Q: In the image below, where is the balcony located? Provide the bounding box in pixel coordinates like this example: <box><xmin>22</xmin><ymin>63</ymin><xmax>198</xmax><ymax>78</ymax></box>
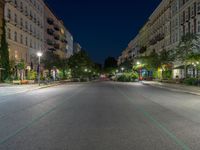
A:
<box><xmin>62</xmin><ymin>39</ymin><xmax>68</xmax><ymax>43</ymax></box>
<box><xmin>48</xmin><ymin>48</ymin><xmax>56</xmax><ymax>51</ymax></box>
<box><xmin>54</xmin><ymin>43</ymin><xmax>60</xmax><ymax>49</ymax></box>
<box><xmin>47</xmin><ymin>18</ymin><xmax>54</xmax><ymax>25</ymax></box>
<box><xmin>54</xmin><ymin>34</ymin><xmax>60</xmax><ymax>40</ymax></box>
<box><xmin>149</xmin><ymin>38</ymin><xmax>157</xmax><ymax>45</ymax></box>
<box><xmin>139</xmin><ymin>46</ymin><xmax>147</xmax><ymax>54</ymax></box>
<box><xmin>47</xmin><ymin>28</ymin><xmax>54</xmax><ymax>35</ymax></box>
<box><xmin>54</xmin><ymin>24</ymin><xmax>60</xmax><ymax>31</ymax></box>
<box><xmin>46</xmin><ymin>39</ymin><xmax>54</xmax><ymax>46</ymax></box>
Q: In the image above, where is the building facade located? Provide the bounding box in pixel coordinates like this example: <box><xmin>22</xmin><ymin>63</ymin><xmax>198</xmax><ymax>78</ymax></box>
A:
<box><xmin>118</xmin><ymin>0</ymin><xmax>200</xmax><ymax>78</ymax></box>
<box><xmin>65</xmin><ymin>29</ymin><xmax>73</xmax><ymax>58</ymax></box>
<box><xmin>0</xmin><ymin>0</ymin><xmax>4</xmax><ymax>42</ymax></box>
<box><xmin>4</xmin><ymin>0</ymin><xmax>45</xmax><ymax>67</ymax></box>
<box><xmin>44</xmin><ymin>4</ymin><xmax>69</xmax><ymax>59</ymax></box>
<box><xmin>73</xmin><ymin>42</ymin><xmax>81</xmax><ymax>54</ymax></box>
<box><xmin>148</xmin><ymin>0</ymin><xmax>171</xmax><ymax>53</ymax></box>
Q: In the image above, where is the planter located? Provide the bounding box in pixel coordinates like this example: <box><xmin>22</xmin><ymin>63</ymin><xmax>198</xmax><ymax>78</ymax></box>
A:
<box><xmin>28</xmin><ymin>80</ymin><xmax>35</xmax><ymax>84</ymax></box>
<box><xmin>21</xmin><ymin>80</ymin><xmax>29</xmax><ymax>84</ymax></box>
<box><xmin>13</xmin><ymin>80</ymin><xmax>21</xmax><ymax>84</ymax></box>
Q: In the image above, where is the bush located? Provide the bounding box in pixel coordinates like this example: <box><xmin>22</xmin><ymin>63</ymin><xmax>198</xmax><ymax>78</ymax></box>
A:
<box><xmin>27</xmin><ymin>70</ymin><xmax>37</xmax><ymax>80</ymax></box>
<box><xmin>117</xmin><ymin>72</ymin><xmax>138</xmax><ymax>82</ymax></box>
<box><xmin>183</xmin><ymin>78</ymin><xmax>198</xmax><ymax>86</ymax></box>
<box><xmin>162</xmin><ymin>70</ymin><xmax>172</xmax><ymax>79</ymax></box>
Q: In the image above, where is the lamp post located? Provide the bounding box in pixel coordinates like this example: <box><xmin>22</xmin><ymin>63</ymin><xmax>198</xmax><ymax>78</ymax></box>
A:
<box><xmin>121</xmin><ymin>67</ymin><xmax>124</xmax><ymax>72</ymax></box>
<box><xmin>37</xmin><ymin>52</ymin><xmax>43</xmax><ymax>86</ymax></box>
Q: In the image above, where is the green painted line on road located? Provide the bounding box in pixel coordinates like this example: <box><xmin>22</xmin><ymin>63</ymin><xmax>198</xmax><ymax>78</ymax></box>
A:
<box><xmin>115</xmin><ymin>86</ymin><xmax>191</xmax><ymax>150</ymax></box>
<box><xmin>0</xmin><ymin>88</ymin><xmax>84</xmax><ymax>145</ymax></box>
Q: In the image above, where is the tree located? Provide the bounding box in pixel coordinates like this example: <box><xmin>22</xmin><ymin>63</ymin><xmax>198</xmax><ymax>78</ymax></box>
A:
<box><xmin>42</xmin><ymin>51</ymin><xmax>60</xmax><ymax>76</ymax></box>
<box><xmin>175</xmin><ymin>33</ymin><xmax>200</xmax><ymax>78</ymax></box>
<box><xmin>119</xmin><ymin>60</ymin><xmax>133</xmax><ymax>72</ymax></box>
<box><xmin>0</xmin><ymin>19</ymin><xmax>10</xmax><ymax>81</ymax></box>
<box><xmin>68</xmin><ymin>51</ymin><xmax>94</xmax><ymax>79</ymax></box>
<box><xmin>57</xmin><ymin>58</ymin><xmax>69</xmax><ymax>79</ymax></box>
<box><xmin>17</xmin><ymin>59</ymin><xmax>26</xmax><ymax>80</ymax></box>
<box><xmin>104</xmin><ymin>57</ymin><xmax>117</xmax><ymax>74</ymax></box>
<box><xmin>159</xmin><ymin>49</ymin><xmax>174</xmax><ymax>79</ymax></box>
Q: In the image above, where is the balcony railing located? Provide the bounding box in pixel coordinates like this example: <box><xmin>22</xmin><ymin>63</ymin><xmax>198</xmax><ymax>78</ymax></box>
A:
<box><xmin>47</xmin><ymin>18</ymin><xmax>54</xmax><ymax>25</ymax></box>
<box><xmin>46</xmin><ymin>39</ymin><xmax>54</xmax><ymax>46</ymax></box>
<box><xmin>54</xmin><ymin>43</ymin><xmax>60</xmax><ymax>49</ymax></box>
<box><xmin>54</xmin><ymin>24</ymin><xmax>60</xmax><ymax>31</ymax></box>
<box><xmin>47</xmin><ymin>28</ymin><xmax>54</xmax><ymax>35</ymax></box>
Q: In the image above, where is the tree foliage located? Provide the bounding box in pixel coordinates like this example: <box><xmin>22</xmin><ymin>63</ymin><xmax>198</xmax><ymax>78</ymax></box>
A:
<box><xmin>41</xmin><ymin>51</ymin><xmax>60</xmax><ymax>75</ymax></box>
<box><xmin>0</xmin><ymin>19</ymin><xmax>10</xmax><ymax>81</ymax></box>
<box><xmin>68</xmin><ymin>51</ymin><xmax>94</xmax><ymax>78</ymax></box>
<box><xmin>175</xmin><ymin>33</ymin><xmax>200</xmax><ymax>77</ymax></box>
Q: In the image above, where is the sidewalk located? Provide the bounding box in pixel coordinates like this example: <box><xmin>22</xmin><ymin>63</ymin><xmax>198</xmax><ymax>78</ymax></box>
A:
<box><xmin>142</xmin><ymin>81</ymin><xmax>200</xmax><ymax>96</ymax></box>
<box><xmin>0</xmin><ymin>81</ymin><xmax>66</xmax><ymax>97</ymax></box>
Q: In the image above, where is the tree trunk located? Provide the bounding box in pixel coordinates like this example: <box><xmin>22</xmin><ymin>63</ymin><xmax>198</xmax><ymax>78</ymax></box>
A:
<box><xmin>184</xmin><ymin>63</ymin><xmax>187</xmax><ymax>79</ymax></box>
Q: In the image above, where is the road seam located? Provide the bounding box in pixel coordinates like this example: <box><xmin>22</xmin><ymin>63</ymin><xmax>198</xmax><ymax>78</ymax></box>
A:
<box><xmin>114</xmin><ymin>85</ymin><xmax>191</xmax><ymax>150</ymax></box>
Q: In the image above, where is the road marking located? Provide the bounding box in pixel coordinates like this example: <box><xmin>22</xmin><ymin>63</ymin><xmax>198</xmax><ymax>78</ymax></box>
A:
<box><xmin>0</xmin><ymin>88</ymin><xmax>84</xmax><ymax>145</ymax></box>
<box><xmin>115</xmin><ymin>85</ymin><xmax>191</xmax><ymax>150</ymax></box>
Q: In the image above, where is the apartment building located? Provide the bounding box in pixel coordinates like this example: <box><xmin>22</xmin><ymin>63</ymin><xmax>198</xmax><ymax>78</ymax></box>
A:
<box><xmin>137</xmin><ymin>22</ymin><xmax>150</xmax><ymax>56</ymax></box>
<box><xmin>5</xmin><ymin>0</ymin><xmax>45</xmax><ymax>66</ymax></box>
<box><xmin>0</xmin><ymin>0</ymin><xmax>4</xmax><ymax>42</ymax></box>
<box><xmin>118</xmin><ymin>0</ymin><xmax>200</xmax><ymax>78</ymax></box>
<box><xmin>44</xmin><ymin>4</ymin><xmax>69</xmax><ymax>59</ymax></box>
<box><xmin>65</xmin><ymin>29</ymin><xmax>73</xmax><ymax>58</ymax></box>
<box><xmin>117</xmin><ymin>34</ymin><xmax>141</xmax><ymax>65</ymax></box>
<box><xmin>148</xmin><ymin>0</ymin><xmax>171</xmax><ymax>53</ymax></box>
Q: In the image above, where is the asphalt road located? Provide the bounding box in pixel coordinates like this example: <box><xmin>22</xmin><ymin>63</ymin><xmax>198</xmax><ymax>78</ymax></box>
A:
<box><xmin>0</xmin><ymin>81</ymin><xmax>200</xmax><ymax>150</ymax></box>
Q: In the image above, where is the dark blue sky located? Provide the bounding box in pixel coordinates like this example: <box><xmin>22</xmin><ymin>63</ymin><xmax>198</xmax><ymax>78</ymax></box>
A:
<box><xmin>45</xmin><ymin>0</ymin><xmax>161</xmax><ymax>63</ymax></box>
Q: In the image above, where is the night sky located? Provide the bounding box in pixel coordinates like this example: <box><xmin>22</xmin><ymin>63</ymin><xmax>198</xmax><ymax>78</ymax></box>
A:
<box><xmin>45</xmin><ymin>0</ymin><xmax>161</xmax><ymax>63</ymax></box>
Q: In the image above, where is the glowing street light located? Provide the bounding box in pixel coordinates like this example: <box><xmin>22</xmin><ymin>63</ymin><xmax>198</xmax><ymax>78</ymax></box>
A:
<box><xmin>137</xmin><ymin>61</ymin><xmax>140</xmax><ymax>65</ymax></box>
<box><xmin>121</xmin><ymin>67</ymin><xmax>124</xmax><ymax>72</ymax></box>
<box><xmin>37</xmin><ymin>52</ymin><xmax>43</xmax><ymax>86</ymax></box>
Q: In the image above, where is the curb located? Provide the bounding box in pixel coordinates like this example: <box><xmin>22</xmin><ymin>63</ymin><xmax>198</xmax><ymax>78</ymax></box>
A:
<box><xmin>142</xmin><ymin>82</ymin><xmax>200</xmax><ymax>96</ymax></box>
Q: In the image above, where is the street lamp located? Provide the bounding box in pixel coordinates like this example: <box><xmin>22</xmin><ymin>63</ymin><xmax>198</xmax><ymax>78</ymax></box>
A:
<box><xmin>137</xmin><ymin>61</ymin><xmax>140</xmax><ymax>65</ymax></box>
<box><xmin>121</xmin><ymin>67</ymin><xmax>124</xmax><ymax>72</ymax></box>
<box><xmin>37</xmin><ymin>52</ymin><xmax>43</xmax><ymax>86</ymax></box>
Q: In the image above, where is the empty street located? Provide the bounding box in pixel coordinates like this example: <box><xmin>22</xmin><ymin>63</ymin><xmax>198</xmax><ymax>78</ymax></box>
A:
<box><xmin>0</xmin><ymin>82</ymin><xmax>200</xmax><ymax>150</ymax></box>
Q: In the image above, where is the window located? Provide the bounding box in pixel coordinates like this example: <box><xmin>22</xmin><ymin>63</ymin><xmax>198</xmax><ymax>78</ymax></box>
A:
<box><xmin>14</xmin><ymin>14</ymin><xmax>17</xmax><ymax>24</ymax></box>
<box><xmin>7</xmin><ymin>9</ymin><xmax>11</xmax><ymax>20</ymax></box>
<box><xmin>14</xmin><ymin>0</ymin><xmax>18</xmax><ymax>7</ymax></box>
<box><xmin>197</xmin><ymin>21</ymin><xmax>200</xmax><ymax>32</ymax></box>
<box><xmin>20</xmin><ymin>2</ymin><xmax>23</xmax><ymax>11</ymax></box>
<box><xmin>7</xmin><ymin>28</ymin><xmax>11</xmax><ymax>39</ymax></box>
<box><xmin>20</xmin><ymin>18</ymin><xmax>23</xmax><ymax>27</ymax></box>
<box><xmin>25</xmin><ymin>37</ymin><xmax>28</xmax><ymax>46</ymax></box>
<box><xmin>25</xmin><ymin>6</ymin><xmax>28</xmax><ymax>15</ymax></box>
<box><xmin>14</xmin><ymin>32</ymin><xmax>17</xmax><ymax>42</ymax></box>
<box><xmin>198</xmin><ymin>2</ymin><xmax>200</xmax><ymax>13</ymax></box>
<box><xmin>191</xmin><ymin>5</ymin><xmax>194</xmax><ymax>17</ymax></box>
<box><xmin>20</xmin><ymin>34</ymin><xmax>23</xmax><ymax>44</ymax></box>
<box><xmin>25</xmin><ymin>21</ymin><xmax>28</xmax><ymax>30</ymax></box>
<box><xmin>30</xmin><ymin>24</ymin><xmax>32</xmax><ymax>33</ymax></box>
